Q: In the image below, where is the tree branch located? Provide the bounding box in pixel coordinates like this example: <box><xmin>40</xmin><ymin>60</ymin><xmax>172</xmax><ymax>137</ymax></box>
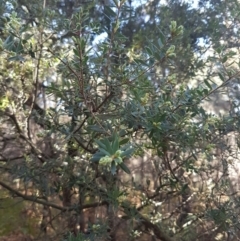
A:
<box><xmin>138</xmin><ymin>212</ymin><xmax>176</xmax><ymax>241</ymax></box>
<box><xmin>0</xmin><ymin>154</ymin><xmax>28</xmax><ymax>162</ymax></box>
<box><xmin>0</xmin><ymin>179</ymin><xmax>176</xmax><ymax>241</ymax></box>
<box><xmin>0</xmin><ymin>181</ymin><xmax>107</xmax><ymax>211</ymax></box>
<box><xmin>7</xmin><ymin>113</ymin><xmax>47</xmax><ymax>163</ymax></box>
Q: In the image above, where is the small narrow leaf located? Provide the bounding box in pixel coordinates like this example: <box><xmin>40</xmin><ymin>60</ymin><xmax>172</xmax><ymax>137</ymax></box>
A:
<box><xmin>145</xmin><ymin>46</ymin><xmax>153</xmax><ymax>56</ymax></box>
<box><xmin>119</xmin><ymin>138</ymin><xmax>129</xmax><ymax>145</ymax></box>
<box><xmin>120</xmin><ymin>148</ymin><xmax>134</xmax><ymax>157</ymax></box>
<box><xmin>158</xmin><ymin>29</ymin><xmax>166</xmax><ymax>45</ymax></box>
<box><xmin>119</xmin><ymin>162</ymin><xmax>130</xmax><ymax>174</ymax></box>
<box><xmin>88</xmin><ymin>125</ymin><xmax>105</xmax><ymax>133</ymax></box>
<box><xmin>111</xmin><ymin>161</ymin><xmax>117</xmax><ymax>175</ymax></box>
<box><xmin>103</xmin><ymin>139</ymin><xmax>112</xmax><ymax>151</ymax></box>
<box><xmin>104</xmin><ymin>6</ymin><xmax>116</xmax><ymax>17</ymax></box>
<box><xmin>216</xmin><ymin>47</ymin><xmax>222</xmax><ymax>54</ymax></box>
<box><xmin>112</xmin><ymin>0</ymin><xmax>119</xmax><ymax>7</ymax></box>
<box><xmin>158</xmin><ymin>38</ymin><xmax>163</xmax><ymax>48</ymax></box>
<box><xmin>221</xmin><ymin>56</ymin><xmax>228</xmax><ymax>63</ymax></box>
<box><xmin>218</xmin><ymin>72</ymin><xmax>225</xmax><ymax>82</ymax></box>
<box><xmin>90</xmin><ymin>153</ymin><xmax>105</xmax><ymax>162</ymax></box>
<box><xmin>99</xmin><ymin>148</ymin><xmax>111</xmax><ymax>156</ymax></box>
<box><xmin>3</xmin><ymin>35</ymin><xmax>14</xmax><ymax>49</ymax></box>
<box><xmin>112</xmin><ymin>138</ymin><xmax>119</xmax><ymax>153</ymax></box>
<box><xmin>8</xmin><ymin>55</ymin><xmax>25</xmax><ymax>62</ymax></box>
<box><xmin>204</xmin><ymin>79</ymin><xmax>212</xmax><ymax>90</ymax></box>
<box><xmin>95</xmin><ymin>140</ymin><xmax>107</xmax><ymax>149</ymax></box>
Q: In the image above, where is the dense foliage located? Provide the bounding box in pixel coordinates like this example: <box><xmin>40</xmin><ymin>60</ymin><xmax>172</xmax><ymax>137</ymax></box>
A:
<box><xmin>1</xmin><ymin>0</ymin><xmax>240</xmax><ymax>241</ymax></box>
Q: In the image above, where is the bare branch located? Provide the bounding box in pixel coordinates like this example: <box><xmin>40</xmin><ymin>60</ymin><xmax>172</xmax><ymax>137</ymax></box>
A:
<box><xmin>0</xmin><ymin>180</ymin><xmax>108</xmax><ymax>211</ymax></box>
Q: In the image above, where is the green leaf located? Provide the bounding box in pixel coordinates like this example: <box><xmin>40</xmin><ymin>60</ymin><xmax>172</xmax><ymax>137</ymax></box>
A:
<box><xmin>95</xmin><ymin>140</ymin><xmax>107</xmax><ymax>149</ymax></box>
<box><xmin>104</xmin><ymin>6</ymin><xmax>116</xmax><ymax>18</ymax></box>
<box><xmin>145</xmin><ymin>46</ymin><xmax>153</xmax><ymax>56</ymax></box>
<box><xmin>157</xmin><ymin>28</ymin><xmax>166</xmax><ymax>45</ymax></box>
<box><xmin>196</xmin><ymin>89</ymin><xmax>203</xmax><ymax>97</ymax></box>
<box><xmin>112</xmin><ymin>136</ymin><xmax>119</xmax><ymax>153</ymax></box>
<box><xmin>28</xmin><ymin>50</ymin><xmax>35</xmax><ymax>58</ymax></box>
<box><xmin>23</xmin><ymin>33</ymin><xmax>34</xmax><ymax>41</ymax></box>
<box><xmin>192</xmin><ymin>153</ymin><xmax>198</xmax><ymax>160</ymax></box>
<box><xmin>203</xmin><ymin>89</ymin><xmax>209</xmax><ymax>95</ymax></box>
<box><xmin>96</xmin><ymin>114</ymin><xmax>117</xmax><ymax>120</ymax></box>
<box><xmin>90</xmin><ymin>153</ymin><xmax>105</xmax><ymax>162</ymax></box>
<box><xmin>85</xmin><ymin>46</ymin><xmax>93</xmax><ymax>55</ymax></box>
<box><xmin>112</xmin><ymin>0</ymin><xmax>119</xmax><ymax>7</ymax></box>
<box><xmin>111</xmin><ymin>161</ymin><xmax>117</xmax><ymax>175</ymax></box>
<box><xmin>114</xmin><ymin>157</ymin><xmax>122</xmax><ymax>164</ymax></box>
<box><xmin>99</xmin><ymin>147</ymin><xmax>111</xmax><ymax>156</ymax></box>
<box><xmin>154</xmin><ymin>51</ymin><xmax>165</xmax><ymax>61</ymax></box>
<box><xmin>133</xmin><ymin>58</ymin><xmax>150</xmax><ymax>66</ymax></box>
<box><xmin>204</xmin><ymin>79</ymin><xmax>212</xmax><ymax>90</ymax></box>
<box><xmin>80</xmin><ymin>38</ymin><xmax>86</xmax><ymax>49</ymax></box>
<box><xmin>157</xmin><ymin>38</ymin><xmax>163</xmax><ymax>48</ymax></box>
<box><xmin>120</xmin><ymin>148</ymin><xmax>134</xmax><ymax>157</ymax></box>
<box><xmin>221</xmin><ymin>56</ymin><xmax>228</xmax><ymax>63</ymax></box>
<box><xmin>216</xmin><ymin>47</ymin><xmax>222</xmax><ymax>54</ymax></box>
<box><xmin>8</xmin><ymin>55</ymin><xmax>25</xmax><ymax>62</ymax></box>
<box><xmin>120</xmin><ymin>0</ymin><xmax>127</xmax><ymax>5</ymax></box>
<box><xmin>113</xmin><ymin>20</ymin><xmax>120</xmax><ymax>33</ymax></box>
<box><xmin>102</xmin><ymin>139</ymin><xmax>112</xmax><ymax>152</ymax></box>
<box><xmin>16</xmin><ymin>41</ymin><xmax>24</xmax><ymax>53</ymax></box>
<box><xmin>218</xmin><ymin>72</ymin><xmax>225</xmax><ymax>82</ymax></box>
<box><xmin>19</xmin><ymin>24</ymin><xmax>28</xmax><ymax>34</ymax></box>
<box><xmin>73</xmin><ymin>48</ymin><xmax>79</xmax><ymax>57</ymax></box>
<box><xmin>119</xmin><ymin>162</ymin><xmax>130</xmax><ymax>174</ymax></box>
<box><xmin>119</xmin><ymin>129</ymin><xmax>127</xmax><ymax>137</ymax></box>
<box><xmin>88</xmin><ymin>125</ymin><xmax>105</xmax><ymax>133</ymax></box>
<box><xmin>3</xmin><ymin>35</ymin><xmax>14</xmax><ymax>50</ymax></box>
<box><xmin>119</xmin><ymin>138</ymin><xmax>129</xmax><ymax>145</ymax></box>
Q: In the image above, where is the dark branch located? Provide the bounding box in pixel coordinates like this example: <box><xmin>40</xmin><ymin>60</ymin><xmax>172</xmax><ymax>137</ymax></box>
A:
<box><xmin>0</xmin><ymin>181</ymin><xmax>108</xmax><ymax>211</ymax></box>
